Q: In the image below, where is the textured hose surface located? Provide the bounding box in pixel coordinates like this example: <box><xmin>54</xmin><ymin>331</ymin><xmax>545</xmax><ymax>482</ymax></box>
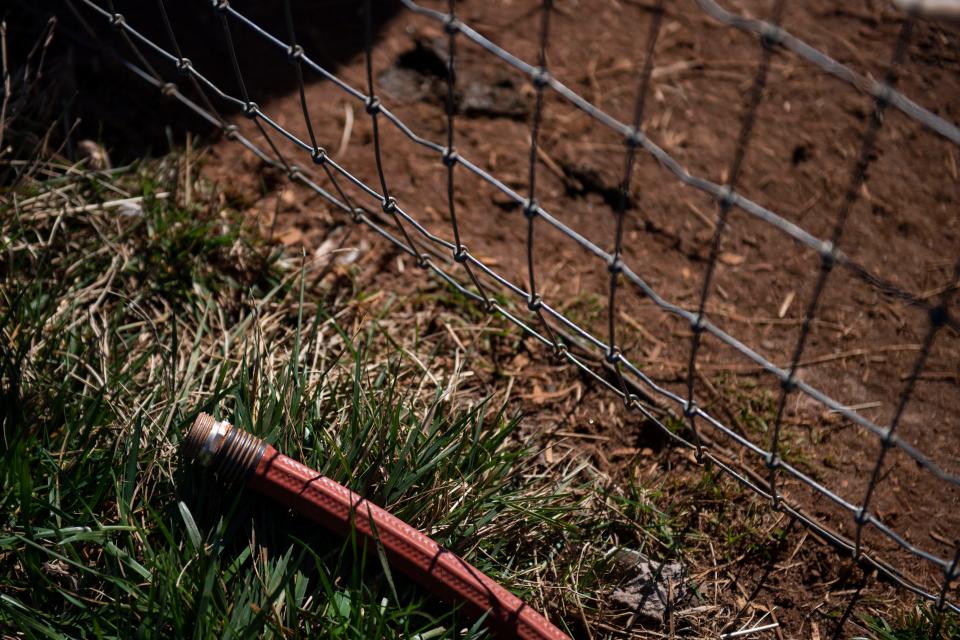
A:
<box><xmin>247</xmin><ymin>446</ymin><xmax>571</xmax><ymax>640</ymax></box>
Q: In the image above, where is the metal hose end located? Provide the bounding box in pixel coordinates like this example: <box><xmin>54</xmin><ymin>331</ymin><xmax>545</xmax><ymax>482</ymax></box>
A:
<box><xmin>183</xmin><ymin>412</ymin><xmax>224</xmax><ymax>466</ymax></box>
<box><xmin>183</xmin><ymin>412</ymin><xmax>267</xmax><ymax>484</ymax></box>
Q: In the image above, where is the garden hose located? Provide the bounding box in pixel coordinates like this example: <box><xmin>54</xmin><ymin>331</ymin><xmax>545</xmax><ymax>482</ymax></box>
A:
<box><xmin>183</xmin><ymin>413</ymin><xmax>571</xmax><ymax>640</ymax></box>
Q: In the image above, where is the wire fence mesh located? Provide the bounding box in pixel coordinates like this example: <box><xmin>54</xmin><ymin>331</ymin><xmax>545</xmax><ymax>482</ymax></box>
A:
<box><xmin>75</xmin><ymin>0</ymin><xmax>959</xmax><ymax>623</ymax></box>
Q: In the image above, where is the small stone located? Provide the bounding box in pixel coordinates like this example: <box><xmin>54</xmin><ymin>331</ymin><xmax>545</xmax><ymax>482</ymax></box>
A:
<box><xmin>377</xmin><ymin>66</ymin><xmax>439</xmax><ymax>103</ymax></box>
<box><xmin>460</xmin><ymin>80</ymin><xmax>529</xmax><ymax>121</ymax></box>
<box><xmin>609</xmin><ymin>548</ymin><xmax>695</xmax><ymax>626</ymax></box>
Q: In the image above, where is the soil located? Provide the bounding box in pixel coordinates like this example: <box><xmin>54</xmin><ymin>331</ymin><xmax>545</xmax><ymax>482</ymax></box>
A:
<box><xmin>82</xmin><ymin>0</ymin><xmax>960</xmax><ymax>635</ymax></box>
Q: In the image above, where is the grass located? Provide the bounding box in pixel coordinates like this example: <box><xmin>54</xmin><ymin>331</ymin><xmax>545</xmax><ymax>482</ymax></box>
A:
<box><xmin>3</xmin><ymin>157</ymin><xmax>957</xmax><ymax>638</ymax></box>
<box><xmin>862</xmin><ymin>604</ymin><xmax>960</xmax><ymax>640</ymax></box>
<box><xmin>2</xmin><ymin>161</ymin><xmax>435</xmax><ymax>636</ymax></box>
<box><xmin>0</xmin><ymin>156</ymin><xmax>701</xmax><ymax>638</ymax></box>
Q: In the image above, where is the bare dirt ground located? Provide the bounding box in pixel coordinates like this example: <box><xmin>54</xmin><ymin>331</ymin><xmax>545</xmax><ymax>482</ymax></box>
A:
<box><xmin>159</xmin><ymin>0</ymin><xmax>960</xmax><ymax>635</ymax></box>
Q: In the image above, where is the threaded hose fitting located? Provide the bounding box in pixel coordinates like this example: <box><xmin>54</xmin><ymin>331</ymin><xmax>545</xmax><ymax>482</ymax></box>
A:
<box><xmin>183</xmin><ymin>412</ymin><xmax>267</xmax><ymax>484</ymax></box>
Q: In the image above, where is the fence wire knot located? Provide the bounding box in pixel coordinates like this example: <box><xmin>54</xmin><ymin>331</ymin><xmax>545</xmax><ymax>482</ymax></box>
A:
<box><xmin>765</xmin><ymin>452</ymin><xmax>780</xmax><ymax>470</ymax></box>
<box><xmin>818</xmin><ymin>241</ymin><xmax>836</xmax><ymax>265</ymax></box>
<box><xmin>759</xmin><ymin>22</ymin><xmax>783</xmax><ymax>48</ymax></box>
<box><xmin>443</xmin><ymin>16</ymin><xmax>461</xmax><ymax>34</ymax></box>
<box><xmin>717</xmin><ymin>185</ymin><xmax>736</xmax><ymax>209</ymax></box>
<box><xmin>287</xmin><ymin>44</ymin><xmax>304</xmax><ymax>63</ymax></box>
<box><xmin>780</xmin><ymin>374</ymin><xmax>797</xmax><ymax>393</ymax></box>
<box><xmin>531</xmin><ymin>67</ymin><xmax>550</xmax><ymax>89</ymax></box>
<box><xmin>880</xmin><ymin>428</ymin><xmax>896</xmax><ymax>448</ymax></box>
<box><xmin>625</xmin><ymin>129</ymin><xmax>643</xmax><ymax>149</ymax></box>
<box><xmin>442</xmin><ymin>147</ymin><xmax>458</xmax><ymax>167</ymax></box>
<box><xmin>690</xmin><ymin>313</ymin><xmax>706</xmax><ymax>333</ymax></box>
<box><xmin>876</xmin><ymin>83</ymin><xmax>895</xmax><ymax>109</ymax></box>
<box><xmin>523</xmin><ymin>198</ymin><xmax>539</xmax><ymax>219</ymax></box>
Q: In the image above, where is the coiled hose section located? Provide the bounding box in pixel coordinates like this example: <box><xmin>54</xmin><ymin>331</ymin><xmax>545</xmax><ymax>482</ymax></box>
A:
<box><xmin>183</xmin><ymin>413</ymin><xmax>571</xmax><ymax>640</ymax></box>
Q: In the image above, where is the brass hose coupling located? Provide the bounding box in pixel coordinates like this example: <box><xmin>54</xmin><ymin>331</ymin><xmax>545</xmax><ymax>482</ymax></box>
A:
<box><xmin>182</xmin><ymin>413</ymin><xmax>267</xmax><ymax>485</ymax></box>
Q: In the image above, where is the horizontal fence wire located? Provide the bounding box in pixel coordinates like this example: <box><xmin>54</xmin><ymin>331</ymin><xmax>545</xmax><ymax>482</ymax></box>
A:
<box><xmin>75</xmin><ymin>0</ymin><xmax>959</xmax><ymax>617</ymax></box>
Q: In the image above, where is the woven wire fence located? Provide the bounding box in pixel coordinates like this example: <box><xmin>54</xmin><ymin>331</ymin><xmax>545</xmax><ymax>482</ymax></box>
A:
<box><xmin>76</xmin><ymin>0</ymin><xmax>959</xmax><ymax>619</ymax></box>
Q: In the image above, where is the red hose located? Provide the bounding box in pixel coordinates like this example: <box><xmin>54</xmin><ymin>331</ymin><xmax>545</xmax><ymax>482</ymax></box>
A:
<box><xmin>183</xmin><ymin>413</ymin><xmax>571</xmax><ymax>640</ymax></box>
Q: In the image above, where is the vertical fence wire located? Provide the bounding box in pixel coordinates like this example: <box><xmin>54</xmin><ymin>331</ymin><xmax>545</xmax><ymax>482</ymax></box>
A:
<box><xmin>214</xmin><ymin>1</ymin><xmax>292</xmax><ymax>174</ymax></box>
<box><xmin>685</xmin><ymin>0</ymin><xmax>786</xmax><ymax>464</ymax></box>
<box><xmin>363</xmin><ymin>0</ymin><xmax>424</xmax><ymax>264</ymax></box>
<box><xmin>441</xmin><ymin>0</ymin><xmax>492</xmax><ymax>307</ymax></box>
<box><xmin>768</xmin><ymin>14</ymin><xmax>915</xmax><ymax>514</ymax></box>
<box><xmin>606</xmin><ymin>0</ymin><xmax>665</xmax><ymax>405</ymax></box>
<box><xmin>523</xmin><ymin>0</ymin><xmax>562</xmax><ymax>351</ymax></box>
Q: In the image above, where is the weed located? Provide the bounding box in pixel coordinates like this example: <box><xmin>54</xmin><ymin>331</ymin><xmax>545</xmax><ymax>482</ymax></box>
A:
<box><xmin>0</xmin><ymin>158</ymin><xmax>644</xmax><ymax>638</ymax></box>
<box><xmin>862</xmin><ymin>603</ymin><xmax>960</xmax><ymax>640</ymax></box>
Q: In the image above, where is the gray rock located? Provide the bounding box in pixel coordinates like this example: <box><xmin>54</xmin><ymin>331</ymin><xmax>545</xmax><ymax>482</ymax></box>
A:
<box><xmin>377</xmin><ymin>66</ymin><xmax>441</xmax><ymax>104</ymax></box>
<box><xmin>608</xmin><ymin>548</ymin><xmax>694</xmax><ymax>625</ymax></box>
<box><xmin>460</xmin><ymin>80</ymin><xmax>528</xmax><ymax>121</ymax></box>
